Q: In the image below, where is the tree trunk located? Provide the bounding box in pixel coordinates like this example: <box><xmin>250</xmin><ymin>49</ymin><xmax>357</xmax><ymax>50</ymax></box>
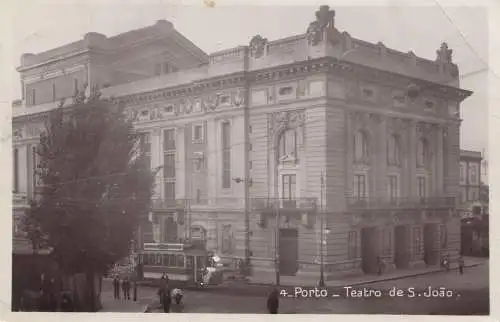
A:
<box><xmin>86</xmin><ymin>270</ymin><xmax>98</xmax><ymax>312</ymax></box>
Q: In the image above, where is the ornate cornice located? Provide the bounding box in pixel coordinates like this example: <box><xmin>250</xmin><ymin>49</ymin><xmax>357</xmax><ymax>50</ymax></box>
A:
<box><xmin>117</xmin><ymin>74</ymin><xmax>247</xmax><ymax>106</ymax></box>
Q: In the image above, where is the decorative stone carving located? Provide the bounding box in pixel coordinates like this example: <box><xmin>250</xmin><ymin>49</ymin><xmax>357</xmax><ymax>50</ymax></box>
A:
<box><xmin>351</xmin><ymin>111</ymin><xmax>380</xmax><ymax>130</ymax></box>
<box><xmin>13</xmin><ymin>128</ymin><xmax>23</xmax><ymax>140</ymax></box>
<box><xmin>306</xmin><ymin>5</ymin><xmax>335</xmax><ymax>46</ymax></box>
<box><xmin>233</xmin><ymin>89</ymin><xmax>244</xmax><ymax>107</ymax></box>
<box><xmin>249</xmin><ymin>35</ymin><xmax>268</xmax><ymax>59</ymax></box>
<box><xmin>387</xmin><ymin>117</ymin><xmax>406</xmax><ymax>135</ymax></box>
<box><xmin>436</xmin><ymin>42</ymin><xmax>453</xmax><ymax>64</ymax></box>
<box><xmin>204</xmin><ymin>93</ymin><xmax>221</xmax><ymax>112</ymax></box>
<box><xmin>416</xmin><ymin>122</ymin><xmax>436</xmax><ymax>138</ymax></box>
<box><xmin>269</xmin><ymin>109</ymin><xmax>305</xmax><ymax>138</ymax></box>
<box><xmin>181</xmin><ymin>98</ymin><xmax>194</xmax><ymax>114</ymax></box>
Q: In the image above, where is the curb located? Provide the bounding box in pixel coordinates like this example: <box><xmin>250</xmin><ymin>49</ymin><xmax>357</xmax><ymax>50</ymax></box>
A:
<box><xmin>246</xmin><ymin>262</ymin><xmax>485</xmax><ymax>289</ymax></box>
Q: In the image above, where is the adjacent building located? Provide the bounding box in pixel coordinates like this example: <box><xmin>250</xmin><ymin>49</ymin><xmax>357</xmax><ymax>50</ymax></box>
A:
<box><xmin>12</xmin><ymin>6</ymin><xmax>472</xmax><ymax>283</ymax></box>
<box><xmin>459</xmin><ymin>150</ymin><xmax>482</xmax><ymax>204</ymax></box>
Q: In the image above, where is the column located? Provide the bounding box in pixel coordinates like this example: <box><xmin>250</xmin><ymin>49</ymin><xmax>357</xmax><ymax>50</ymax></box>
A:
<box><xmin>435</xmin><ymin>125</ymin><xmax>444</xmax><ymax>195</ymax></box>
<box><xmin>206</xmin><ymin>118</ymin><xmax>218</xmax><ymax>202</ymax></box>
<box><xmin>151</xmin><ymin>129</ymin><xmax>162</xmax><ymax>199</ymax></box>
<box><xmin>176</xmin><ymin>126</ymin><xmax>186</xmax><ymax>199</ymax></box>
<box><xmin>344</xmin><ymin>112</ymin><xmax>353</xmax><ymax>201</ymax></box>
<box><xmin>408</xmin><ymin>120</ymin><xmax>417</xmax><ymax>196</ymax></box>
<box><xmin>377</xmin><ymin>116</ymin><xmax>388</xmax><ymax>198</ymax></box>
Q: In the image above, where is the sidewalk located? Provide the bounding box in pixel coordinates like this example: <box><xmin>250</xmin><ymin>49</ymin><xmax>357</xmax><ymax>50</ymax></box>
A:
<box><xmin>247</xmin><ymin>256</ymin><xmax>487</xmax><ymax>288</ymax></box>
<box><xmin>99</xmin><ymin>281</ymin><xmax>148</xmax><ymax>312</ymax></box>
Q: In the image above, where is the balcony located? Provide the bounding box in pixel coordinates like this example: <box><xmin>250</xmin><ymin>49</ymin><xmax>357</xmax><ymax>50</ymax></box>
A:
<box><xmin>150</xmin><ymin>198</ymin><xmax>186</xmax><ymax>211</ymax></box>
<box><xmin>251</xmin><ymin>197</ymin><xmax>318</xmax><ymax>212</ymax></box>
<box><xmin>346</xmin><ymin>196</ymin><xmax>456</xmax><ymax>211</ymax></box>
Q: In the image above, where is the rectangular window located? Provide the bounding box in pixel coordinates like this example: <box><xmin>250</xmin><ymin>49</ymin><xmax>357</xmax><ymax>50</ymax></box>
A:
<box><xmin>221</xmin><ymin>122</ymin><xmax>231</xmax><ymax>189</ymax></box>
<box><xmin>163</xmin><ymin>154</ymin><xmax>176</xmax><ymax>178</ymax></box>
<box><xmin>13</xmin><ymin>148</ymin><xmax>19</xmax><ymax>193</ymax></box>
<box><xmin>164</xmin><ymin>182</ymin><xmax>176</xmax><ymax>200</ymax></box>
<box><xmin>413</xmin><ymin>226</ymin><xmax>422</xmax><ymax>255</ymax></box>
<box><xmin>348</xmin><ymin>231</ymin><xmax>357</xmax><ymax>259</ymax></box>
<box><xmin>140</xmin><ymin>133</ymin><xmax>151</xmax><ymax>169</ymax></box>
<box><xmin>163</xmin><ymin>129</ymin><xmax>176</xmax><ymax>151</ymax></box>
<box><xmin>470</xmin><ymin>164</ymin><xmax>478</xmax><ymax>185</ymax></box>
<box><xmin>388</xmin><ymin>175</ymin><xmax>398</xmax><ymax>200</ymax></box>
<box><xmin>417</xmin><ymin>176</ymin><xmax>426</xmax><ymax>199</ymax></box>
<box><xmin>163</xmin><ymin>129</ymin><xmax>176</xmax><ymax>200</ymax></box>
<box><xmin>460</xmin><ymin>163</ymin><xmax>466</xmax><ymax>184</ymax></box>
<box><xmin>193</xmin><ymin>124</ymin><xmax>204</xmax><ymax>142</ymax></box>
<box><xmin>353</xmin><ymin>174</ymin><xmax>367</xmax><ymax>199</ymax></box>
<box><xmin>281</xmin><ymin>174</ymin><xmax>296</xmax><ymax>200</ymax></box>
<box><xmin>32</xmin><ymin>89</ymin><xmax>36</xmax><ymax>105</ymax></box>
<box><xmin>52</xmin><ymin>83</ymin><xmax>56</xmax><ymax>101</ymax></box>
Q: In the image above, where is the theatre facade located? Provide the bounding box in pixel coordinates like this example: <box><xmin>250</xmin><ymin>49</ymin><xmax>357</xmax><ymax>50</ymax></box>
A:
<box><xmin>12</xmin><ymin>5</ymin><xmax>471</xmax><ymax>282</ymax></box>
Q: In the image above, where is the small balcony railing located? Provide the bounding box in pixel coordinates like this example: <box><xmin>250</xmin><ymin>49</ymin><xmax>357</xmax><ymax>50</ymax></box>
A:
<box><xmin>251</xmin><ymin>197</ymin><xmax>318</xmax><ymax>212</ymax></box>
<box><xmin>346</xmin><ymin>196</ymin><xmax>456</xmax><ymax>210</ymax></box>
<box><xmin>150</xmin><ymin>198</ymin><xmax>186</xmax><ymax>211</ymax></box>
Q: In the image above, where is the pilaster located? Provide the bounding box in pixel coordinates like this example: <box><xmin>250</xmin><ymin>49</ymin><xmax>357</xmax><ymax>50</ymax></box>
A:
<box><xmin>408</xmin><ymin>120</ymin><xmax>417</xmax><ymax>196</ymax></box>
<box><xmin>206</xmin><ymin>118</ymin><xmax>217</xmax><ymax>200</ymax></box>
<box><xmin>435</xmin><ymin>125</ymin><xmax>445</xmax><ymax>195</ymax></box>
<box><xmin>176</xmin><ymin>126</ymin><xmax>187</xmax><ymax>199</ymax></box>
<box><xmin>151</xmin><ymin>129</ymin><xmax>162</xmax><ymax>199</ymax></box>
<box><xmin>377</xmin><ymin>116</ymin><xmax>388</xmax><ymax>198</ymax></box>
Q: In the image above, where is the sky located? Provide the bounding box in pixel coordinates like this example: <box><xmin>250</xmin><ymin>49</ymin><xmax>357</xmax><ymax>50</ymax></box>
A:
<box><xmin>0</xmin><ymin>0</ymin><xmax>491</xmax><ymax>176</ymax></box>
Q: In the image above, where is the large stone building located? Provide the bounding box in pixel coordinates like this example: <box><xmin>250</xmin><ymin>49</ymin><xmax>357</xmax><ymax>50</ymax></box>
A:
<box><xmin>13</xmin><ymin>6</ymin><xmax>472</xmax><ymax>283</ymax></box>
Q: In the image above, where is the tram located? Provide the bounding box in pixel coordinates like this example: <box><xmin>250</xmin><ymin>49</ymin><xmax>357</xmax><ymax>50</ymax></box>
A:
<box><xmin>137</xmin><ymin>242</ymin><xmax>224</xmax><ymax>288</ymax></box>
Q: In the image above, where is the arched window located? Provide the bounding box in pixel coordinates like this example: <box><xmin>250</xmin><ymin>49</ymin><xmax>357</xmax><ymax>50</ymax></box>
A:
<box><xmin>417</xmin><ymin>138</ymin><xmax>429</xmax><ymax>168</ymax></box>
<box><xmin>277</xmin><ymin>129</ymin><xmax>298</xmax><ymax>162</ymax></box>
<box><xmin>387</xmin><ymin>134</ymin><xmax>401</xmax><ymax>166</ymax></box>
<box><xmin>354</xmin><ymin>131</ymin><xmax>369</xmax><ymax>162</ymax></box>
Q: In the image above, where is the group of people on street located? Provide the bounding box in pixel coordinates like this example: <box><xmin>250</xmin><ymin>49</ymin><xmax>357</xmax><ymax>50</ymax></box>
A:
<box><xmin>112</xmin><ymin>275</ymin><xmax>133</xmax><ymax>300</ymax></box>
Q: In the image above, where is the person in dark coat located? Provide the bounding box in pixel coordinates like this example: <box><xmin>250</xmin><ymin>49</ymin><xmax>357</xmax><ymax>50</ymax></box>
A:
<box><xmin>113</xmin><ymin>276</ymin><xmax>120</xmax><ymax>300</ymax></box>
<box><xmin>121</xmin><ymin>277</ymin><xmax>129</xmax><ymax>300</ymax></box>
<box><xmin>267</xmin><ymin>287</ymin><xmax>279</xmax><ymax>314</ymax></box>
<box><xmin>161</xmin><ymin>283</ymin><xmax>171</xmax><ymax>313</ymax></box>
<box><xmin>458</xmin><ymin>256</ymin><xmax>465</xmax><ymax>275</ymax></box>
<box><xmin>124</xmin><ymin>277</ymin><xmax>131</xmax><ymax>300</ymax></box>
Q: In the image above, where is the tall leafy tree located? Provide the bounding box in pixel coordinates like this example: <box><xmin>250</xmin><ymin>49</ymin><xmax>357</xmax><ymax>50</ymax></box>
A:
<box><xmin>23</xmin><ymin>87</ymin><xmax>156</xmax><ymax>311</ymax></box>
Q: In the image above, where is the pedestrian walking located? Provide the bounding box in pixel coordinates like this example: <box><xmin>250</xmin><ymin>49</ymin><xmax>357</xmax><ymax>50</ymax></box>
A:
<box><xmin>267</xmin><ymin>287</ymin><xmax>279</xmax><ymax>314</ymax></box>
<box><xmin>161</xmin><ymin>283</ymin><xmax>171</xmax><ymax>313</ymax></box>
<box><xmin>458</xmin><ymin>256</ymin><xmax>465</xmax><ymax>275</ymax></box>
<box><xmin>112</xmin><ymin>276</ymin><xmax>120</xmax><ymax>300</ymax></box>
<box><xmin>122</xmin><ymin>277</ymin><xmax>128</xmax><ymax>300</ymax></box>
<box><xmin>121</xmin><ymin>277</ymin><xmax>129</xmax><ymax>300</ymax></box>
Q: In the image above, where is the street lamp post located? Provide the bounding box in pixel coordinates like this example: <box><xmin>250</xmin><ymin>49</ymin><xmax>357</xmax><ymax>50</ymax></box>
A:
<box><xmin>233</xmin><ymin>176</ymin><xmax>252</xmax><ymax>276</ymax></box>
<box><xmin>275</xmin><ymin>200</ymin><xmax>281</xmax><ymax>286</ymax></box>
<box><xmin>319</xmin><ymin>171</ymin><xmax>326</xmax><ymax>287</ymax></box>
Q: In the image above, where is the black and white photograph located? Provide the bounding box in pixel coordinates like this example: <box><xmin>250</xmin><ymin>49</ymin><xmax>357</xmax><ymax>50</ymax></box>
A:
<box><xmin>2</xmin><ymin>0</ymin><xmax>493</xmax><ymax>317</ymax></box>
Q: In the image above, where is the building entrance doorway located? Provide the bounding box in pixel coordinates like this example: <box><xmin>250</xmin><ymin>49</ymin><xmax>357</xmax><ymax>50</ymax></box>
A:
<box><xmin>279</xmin><ymin>228</ymin><xmax>298</xmax><ymax>276</ymax></box>
<box><xmin>394</xmin><ymin>225</ymin><xmax>410</xmax><ymax>269</ymax></box>
<box><xmin>423</xmin><ymin>223</ymin><xmax>438</xmax><ymax>265</ymax></box>
<box><xmin>360</xmin><ymin>226</ymin><xmax>379</xmax><ymax>274</ymax></box>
